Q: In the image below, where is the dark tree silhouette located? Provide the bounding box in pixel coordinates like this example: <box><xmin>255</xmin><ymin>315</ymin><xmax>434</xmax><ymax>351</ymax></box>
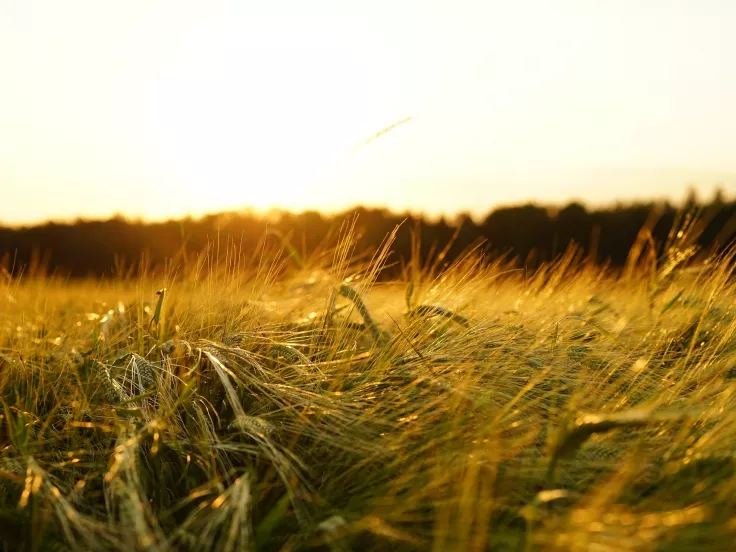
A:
<box><xmin>0</xmin><ymin>193</ymin><xmax>734</xmax><ymax>278</ymax></box>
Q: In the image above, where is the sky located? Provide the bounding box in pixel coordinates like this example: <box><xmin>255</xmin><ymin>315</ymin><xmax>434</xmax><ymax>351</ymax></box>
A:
<box><xmin>1</xmin><ymin>0</ymin><xmax>735</xmax><ymax>225</ymax></box>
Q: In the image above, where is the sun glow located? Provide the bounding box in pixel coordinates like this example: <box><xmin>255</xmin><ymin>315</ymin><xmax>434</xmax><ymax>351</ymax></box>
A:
<box><xmin>0</xmin><ymin>1</ymin><xmax>413</xmax><ymax>223</ymax></box>
<box><xmin>144</xmin><ymin>10</ymin><xmax>410</xmax><ymax>217</ymax></box>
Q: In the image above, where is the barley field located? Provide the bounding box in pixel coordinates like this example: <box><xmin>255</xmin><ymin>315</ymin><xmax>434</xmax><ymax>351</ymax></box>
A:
<box><xmin>1</xmin><ymin>221</ymin><xmax>736</xmax><ymax>551</ymax></box>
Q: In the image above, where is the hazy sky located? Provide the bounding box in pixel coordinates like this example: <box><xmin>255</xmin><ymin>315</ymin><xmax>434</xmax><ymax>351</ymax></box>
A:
<box><xmin>1</xmin><ymin>0</ymin><xmax>735</xmax><ymax>224</ymax></box>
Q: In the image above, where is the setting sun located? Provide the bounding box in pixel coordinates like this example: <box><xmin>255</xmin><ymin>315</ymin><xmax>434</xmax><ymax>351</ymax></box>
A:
<box><xmin>144</xmin><ymin>7</ymin><xmax>410</xmax><ymax>215</ymax></box>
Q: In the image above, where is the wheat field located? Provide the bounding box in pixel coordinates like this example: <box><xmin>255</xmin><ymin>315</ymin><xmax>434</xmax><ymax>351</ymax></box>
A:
<box><xmin>1</xmin><ymin>219</ymin><xmax>735</xmax><ymax>551</ymax></box>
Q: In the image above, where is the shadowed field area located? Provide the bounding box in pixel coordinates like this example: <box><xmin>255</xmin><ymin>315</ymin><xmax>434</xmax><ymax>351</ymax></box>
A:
<box><xmin>2</xmin><ymin>193</ymin><xmax>735</xmax><ymax>279</ymax></box>
<box><xmin>1</xmin><ymin>219</ymin><xmax>736</xmax><ymax>551</ymax></box>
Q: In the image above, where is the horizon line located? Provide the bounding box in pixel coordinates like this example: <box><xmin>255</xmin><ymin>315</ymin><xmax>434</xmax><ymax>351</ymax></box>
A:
<box><xmin>1</xmin><ymin>191</ymin><xmax>725</xmax><ymax>230</ymax></box>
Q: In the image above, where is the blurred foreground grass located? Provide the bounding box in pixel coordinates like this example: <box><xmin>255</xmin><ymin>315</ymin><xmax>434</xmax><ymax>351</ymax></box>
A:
<box><xmin>1</xmin><ymin>220</ymin><xmax>736</xmax><ymax>551</ymax></box>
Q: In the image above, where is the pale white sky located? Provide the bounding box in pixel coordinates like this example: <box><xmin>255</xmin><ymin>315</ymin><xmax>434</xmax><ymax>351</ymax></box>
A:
<box><xmin>1</xmin><ymin>0</ymin><xmax>735</xmax><ymax>224</ymax></box>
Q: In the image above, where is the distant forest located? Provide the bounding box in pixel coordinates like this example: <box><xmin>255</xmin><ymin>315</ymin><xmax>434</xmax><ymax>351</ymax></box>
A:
<box><xmin>1</xmin><ymin>189</ymin><xmax>735</xmax><ymax>278</ymax></box>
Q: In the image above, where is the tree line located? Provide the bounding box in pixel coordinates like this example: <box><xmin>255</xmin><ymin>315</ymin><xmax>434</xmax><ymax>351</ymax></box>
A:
<box><xmin>1</xmin><ymin>190</ymin><xmax>734</xmax><ymax>278</ymax></box>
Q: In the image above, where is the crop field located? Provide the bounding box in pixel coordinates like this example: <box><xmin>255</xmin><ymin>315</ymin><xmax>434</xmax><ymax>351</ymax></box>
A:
<box><xmin>1</xmin><ymin>220</ymin><xmax>736</xmax><ymax>551</ymax></box>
